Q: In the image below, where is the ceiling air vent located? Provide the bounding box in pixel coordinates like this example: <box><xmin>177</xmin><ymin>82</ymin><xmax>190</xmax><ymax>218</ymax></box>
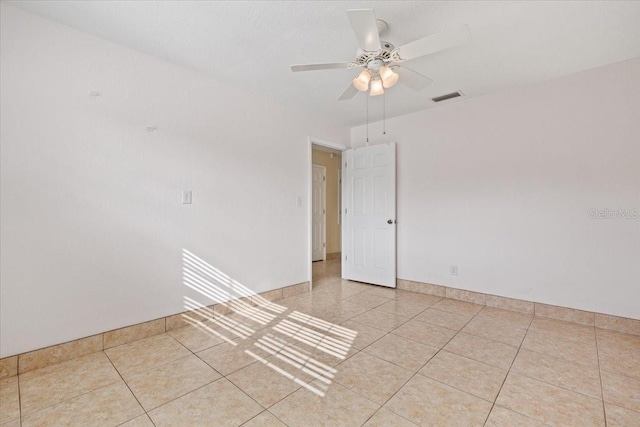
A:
<box><xmin>432</xmin><ymin>91</ymin><xmax>463</xmax><ymax>102</ymax></box>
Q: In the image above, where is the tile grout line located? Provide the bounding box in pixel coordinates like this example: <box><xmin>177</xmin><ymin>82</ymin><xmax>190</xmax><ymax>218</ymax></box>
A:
<box><xmin>508</xmin><ymin>341</ymin><xmax>605</xmax><ymax>390</ymax></box>
<box><xmin>224</xmin><ymin>347</ymin><xmax>306</xmax><ymax>413</ymax></box>
<box><xmin>343</xmin><ymin>297</ymin><xmax>445</xmax><ymax>371</ymax></box>
<box><xmin>380</xmin><ymin>301</ymin><xmax>494</xmax><ymax>420</ymax></box>
<box><xmin>594</xmin><ymin>328</ymin><xmax>608</xmax><ymax>427</ymax></box>
<box><xmin>239</xmin><ymin>409</ymin><xmax>290</xmax><ymax>427</ymax></box>
<box><xmin>134</xmin><ymin>335</ymin><xmax>232</xmax><ymax>426</ymax></box>
<box><xmin>357</xmin><ymin>300</ymin><xmax>483</xmax><ymax>425</ymax></box>
<box><xmin>503</xmin><ymin>349</ymin><xmax>606</xmax><ymax>403</ymax></box>
<box><xmin>139</xmin><ymin>353</ymin><xmax>224</xmax><ymax>414</ymax></box>
<box><xmin>107</xmin><ymin>331</ymin><xmax>222</xmax><ymax>426</ymax></box>
<box><xmin>102</xmin><ymin>350</ymin><xmax>152</xmax><ymax>426</ymax></box>
<box><xmin>265</xmin><ymin>408</ymin><xmax>292</xmax><ymax>427</ymax></box>
<box><xmin>347</xmin><ymin>297</ymin><xmax>443</xmax><ymax>331</ymax></box>
<box><xmin>417</xmin><ymin>310</ymin><xmax>533</xmax><ymax>404</ymax></box>
<box><xmin>481</xmin><ymin>310</ymin><xmax>538</xmax><ymax>426</ymax></box>
<box><xmin>233</xmin><ymin>285</ymin><xmax>396</xmax><ymax>426</ymax></box>
<box><xmin>17</xmin><ymin>366</ymin><xmax>23</xmax><ymax>427</ymax></box>
<box><xmin>359</xmin><ymin>406</ymin><xmax>418</xmax><ymax>427</ymax></box>
<box><xmin>221</xmin><ymin>376</ymin><xmax>281</xmax><ymax>423</ymax></box>
<box><xmin>148</xmin><ymin>378</ymin><xmax>227</xmax><ymax>423</ymax></box>
<box><xmin>222</xmin><ymin>295</ymin><xmax>382</xmax><ymax>422</ymax></box>
<box><xmin>18</xmin><ymin>374</ymin><xmax>125</xmax><ymax>423</ymax></box>
<box><xmin>198</xmin><ymin>303</ymin><xmax>338</xmax><ymax>417</ymax></box>
<box><xmin>14</xmin><ymin>353</ymin><xmax>124</xmax><ymax>421</ymax></box>
<box><xmin>504</xmin><ymin>321</ymin><xmax>611</xmax><ymax>403</ymax></box>
<box><xmin>111</xmin><ymin>333</ymin><xmax>195</xmax><ymax>377</ymax></box>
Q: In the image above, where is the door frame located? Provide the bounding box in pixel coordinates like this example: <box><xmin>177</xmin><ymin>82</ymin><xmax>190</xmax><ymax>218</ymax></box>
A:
<box><xmin>307</xmin><ymin>137</ymin><xmax>348</xmax><ymax>289</ymax></box>
<box><xmin>311</xmin><ymin>163</ymin><xmax>327</xmax><ymax>262</ymax></box>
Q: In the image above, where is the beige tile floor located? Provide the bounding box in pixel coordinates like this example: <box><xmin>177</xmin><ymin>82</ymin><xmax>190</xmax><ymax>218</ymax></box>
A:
<box><xmin>2</xmin><ymin>258</ymin><xmax>640</xmax><ymax>426</ymax></box>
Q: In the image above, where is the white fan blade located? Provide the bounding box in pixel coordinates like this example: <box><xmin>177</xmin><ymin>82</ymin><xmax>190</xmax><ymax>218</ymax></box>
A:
<box><xmin>291</xmin><ymin>62</ymin><xmax>354</xmax><ymax>72</ymax></box>
<box><xmin>396</xmin><ymin>25</ymin><xmax>471</xmax><ymax>61</ymax></box>
<box><xmin>346</xmin><ymin>9</ymin><xmax>381</xmax><ymax>52</ymax></box>
<box><xmin>396</xmin><ymin>66</ymin><xmax>433</xmax><ymax>91</ymax></box>
<box><xmin>338</xmin><ymin>82</ymin><xmax>359</xmax><ymax>101</ymax></box>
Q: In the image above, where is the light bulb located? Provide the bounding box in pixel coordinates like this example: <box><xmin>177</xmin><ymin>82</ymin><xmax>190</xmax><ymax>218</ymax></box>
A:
<box><xmin>380</xmin><ymin>66</ymin><xmax>399</xmax><ymax>88</ymax></box>
<box><xmin>369</xmin><ymin>78</ymin><xmax>384</xmax><ymax>96</ymax></box>
<box><xmin>352</xmin><ymin>70</ymin><xmax>371</xmax><ymax>92</ymax></box>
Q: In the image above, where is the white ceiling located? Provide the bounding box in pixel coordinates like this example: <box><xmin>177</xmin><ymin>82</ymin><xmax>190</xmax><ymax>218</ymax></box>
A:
<box><xmin>7</xmin><ymin>1</ymin><xmax>640</xmax><ymax>127</ymax></box>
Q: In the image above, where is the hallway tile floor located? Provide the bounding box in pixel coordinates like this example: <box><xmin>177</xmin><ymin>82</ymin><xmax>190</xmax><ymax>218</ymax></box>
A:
<box><xmin>1</xmin><ymin>258</ymin><xmax>639</xmax><ymax>426</ymax></box>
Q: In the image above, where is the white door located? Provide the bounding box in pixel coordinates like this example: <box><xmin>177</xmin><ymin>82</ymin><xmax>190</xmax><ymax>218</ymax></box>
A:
<box><xmin>342</xmin><ymin>143</ymin><xmax>396</xmax><ymax>287</ymax></box>
<box><xmin>312</xmin><ymin>164</ymin><xmax>326</xmax><ymax>262</ymax></box>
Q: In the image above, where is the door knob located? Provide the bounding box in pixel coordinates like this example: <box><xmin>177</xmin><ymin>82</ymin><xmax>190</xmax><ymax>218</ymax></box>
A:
<box><xmin>387</xmin><ymin>219</ymin><xmax>393</xmax><ymax>224</ymax></box>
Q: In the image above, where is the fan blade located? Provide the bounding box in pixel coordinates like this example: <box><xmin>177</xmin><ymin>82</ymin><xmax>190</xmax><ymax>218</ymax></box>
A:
<box><xmin>291</xmin><ymin>62</ymin><xmax>354</xmax><ymax>72</ymax></box>
<box><xmin>396</xmin><ymin>66</ymin><xmax>433</xmax><ymax>91</ymax></box>
<box><xmin>338</xmin><ymin>82</ymin><xmax>359</xmax><ymax>101</ymax></box>
<box><xmin>346</xmin><ymin>9</ymin><xmax>381</xmax><ymax>52</ymax></box>
<box><xmin>396</xmin><ymin>25</ymin><xmax>470</xmax><ymax>61</ymax></box>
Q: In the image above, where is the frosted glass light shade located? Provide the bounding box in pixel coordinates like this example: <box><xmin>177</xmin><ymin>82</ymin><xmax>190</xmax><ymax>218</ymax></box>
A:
<box><xmin>380</xmin><ymin>66</ymin><xmax>399</xmax><ymax>88</ymax></box>
<box><xmin>370</xmin><ymin>78</ymin><xmax>384</xmax><ymax>96</ymax></box>
<box><xmin>352</xmin><ymin>70</ymin><xmax>371</xmax><ymax>92</ymax></box>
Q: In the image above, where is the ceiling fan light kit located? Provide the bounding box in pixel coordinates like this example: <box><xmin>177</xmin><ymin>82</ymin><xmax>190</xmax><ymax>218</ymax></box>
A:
<box><xmin>290</xmin><ymin>9</ymin><xmax>471</xmax><ymax>101</ymax></box>
<box><xmin>353</xmin><ymin>69</ymin><xmax>371</xmax><ymax>91</ymax></box>
<box><xmin>369</xmin><ymin>78</ymin><xmax>384</xmax><ymax>96</ymax></box>
<box><xmin>380</xmin><ymin>66</ymin><xmax>399</xmax><ymax>88</ymax></box>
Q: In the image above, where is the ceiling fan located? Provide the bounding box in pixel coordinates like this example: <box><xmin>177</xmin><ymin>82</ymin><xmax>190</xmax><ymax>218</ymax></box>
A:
<box><xmin>290</xmin><ymin>9</ymin><xmax>470</xmax><ymax>100</ymax></box>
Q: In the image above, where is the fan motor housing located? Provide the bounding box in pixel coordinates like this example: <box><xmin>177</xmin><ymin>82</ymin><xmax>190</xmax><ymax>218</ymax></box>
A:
<box><xmin>367</xmin><ymin>59</ymin><xmax>385</xmax><ymax>71</ymax></box>
<box><xmin>355</xmin><ymin>41</ymin><xmax>395</xmax><ymax>66</ymax></box>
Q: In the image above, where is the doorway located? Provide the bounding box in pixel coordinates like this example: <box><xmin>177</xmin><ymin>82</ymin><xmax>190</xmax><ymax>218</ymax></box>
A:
<box><xmin>308</xmin><ymin>138</ymin><xmax>346</xmax><ymax>288</ymax></box>
<box><xmin>307</xmin><ymin>139</ymin><xmax>397</xmax><ymax>289</ymax></box>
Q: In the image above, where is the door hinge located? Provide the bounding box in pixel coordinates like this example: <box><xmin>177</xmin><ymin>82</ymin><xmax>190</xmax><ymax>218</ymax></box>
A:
<box><xmin>345</xmin><ymin>162</ymin><xmax>347</xmax><ymax>168</ymax></box>
<box><xmin>323</xmin><ymin>176</ymin><xmax>326</xmax><ymax>181</ymax></box>
<box><xmin>345</xmin><ymin>255</ymin><xmax>348</xmax><ymax>261</ymax></box>
<box><xmin>323</xmin><ymin>209</ymin><xmax>325</xmax><ymax>214</ymax></box>
<box><xmin>323</xmin><ymin>243</ymin><xmax>325</xmax><ymax>248</ymax></box>
<box><xmin>345</xmin><ymin>208</ymin><xmax>348</xmax><ymax>214</ymax></box>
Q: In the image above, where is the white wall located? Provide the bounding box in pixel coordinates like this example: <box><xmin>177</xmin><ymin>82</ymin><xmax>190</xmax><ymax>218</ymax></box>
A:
<box><xmin>352</xmin><ymin>58</ymin><xmax>640</xmax><ymax>319</ymax></box>
<box><xmin>0</xmin><ymin>4</ymin><xmax>348</xmax><ymax>357</ymax></box>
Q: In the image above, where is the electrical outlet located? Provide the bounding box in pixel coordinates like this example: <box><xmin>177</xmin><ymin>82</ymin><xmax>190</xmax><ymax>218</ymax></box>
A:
<box><xmin>450</xmin><ymin>265</ymin><xmax>458</xmax><ymax>276</ymax></box>
<box><xmin>182</xmin><ymin>190</ymin><xmax>192</xmax><ymax>204</ymax></box>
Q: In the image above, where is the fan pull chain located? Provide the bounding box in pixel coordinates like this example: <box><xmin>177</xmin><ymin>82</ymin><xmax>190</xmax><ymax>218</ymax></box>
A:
<box><xmin>383</xmin><ymin>91</ymin><xmax>386</xmax><ymax>135</ymax></box>
<box><xmin>366</xmin><ymin>93</ymin><xmax>369</xmax><ymax>145</ymax></box>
